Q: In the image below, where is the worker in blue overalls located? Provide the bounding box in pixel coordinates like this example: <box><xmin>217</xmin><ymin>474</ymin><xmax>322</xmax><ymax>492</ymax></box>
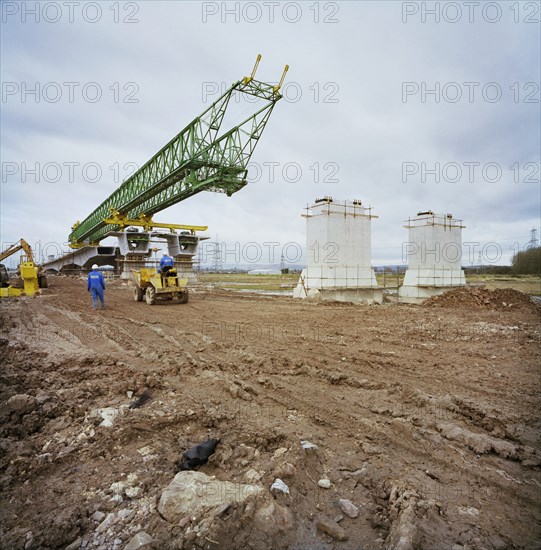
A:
<box><xmin>87</xmin><ymin>264</ymin><xmax>106</xmax><ymax>310</ymax></box>
<box><xmin>159</xmin><ymin>252</ymin><xmax>174</xmax><ymax>275</ymax></box>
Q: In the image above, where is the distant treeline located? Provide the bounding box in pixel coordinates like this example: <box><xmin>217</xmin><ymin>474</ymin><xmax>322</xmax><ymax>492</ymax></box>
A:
<box><xmin>464</xmin><ymin>265</ymin><xmax>513</xmax><ymax>275</ymax></box>
<box><xmin>463</xmin><ymin>247</ymin><xmax>541</xmax><ymax>275</ymax></box>
<box><xmin>512</xmin><ymin>247</ymin><xmax>541</xmax><ymax>275</ymax></box>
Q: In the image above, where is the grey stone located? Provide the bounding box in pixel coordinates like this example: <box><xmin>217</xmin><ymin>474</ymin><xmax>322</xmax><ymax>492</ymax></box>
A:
<box><xmin>244</xmin><ymin>469</ymin><xmax>262</xmax><ymax>483</ymax></box>
<box><xmin>228</xmin><ymin>384</ymin><xmax>251</xmax><ymax>401</ymax></box>
<box><xmin>110</xmin><ymin>481</ymin><xmax>125</xmax><ymax>495</ymax></box>
<box><xmin>35</xmin><ymin>392</ymin><xmax>51</xmax><ymax>405</ymax></box>
<box><xmin>96</xmin><ymin>513</ymin><xmax>115</xmax><ymax>533</ymax></box>
<box><xmin>91</xmin><ymin>511</ymin><xmax>105</xmax><ymax>522</ymax></box>
<box><xmin>124</xmin><ymin>532</ymin><xmax>153</xmax><ymax>550</ymax></box>
<box><xmin>23</xmin><ymin>531</ymin><xmax>34</xmax><ymax>550</ymax></box>
<box><xmin>126</xmin><ymin>473</ymin><xmax>138</xmax><ymax>485</ymax></box>
<box><xmin>213</xmin><ymin>503</ymin><xmax>230</xmax><ymax>517</ymax></box>
<box><xmin>338</xmin><ymin>498</ymin><xmax>359</xmax><ymax>518</ymax></box>
<box><xmin>125</xmin><ymin>486</ymin><xmax>142</xmax><ymax>499</ymax></box>
<box><xmin>273</xmin><ymin>447</ymin><xmax>288</xmax><ymax>459</ymax></box>
<box><xmin>118</xmin><ymin>509</ymin><xmax>135</xmax><ymax>522</ymax></box>
<box><xmin>178</xmin><ymin>515</ymin><xmax>191</xmax><ymax>528</ymax></box>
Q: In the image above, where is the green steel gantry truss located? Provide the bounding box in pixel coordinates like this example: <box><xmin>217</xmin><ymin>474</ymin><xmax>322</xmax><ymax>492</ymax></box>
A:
<box><xmin>69</xmin><ymin>55</ymin><xmax>288</xmax><ymax>248</ymax></box>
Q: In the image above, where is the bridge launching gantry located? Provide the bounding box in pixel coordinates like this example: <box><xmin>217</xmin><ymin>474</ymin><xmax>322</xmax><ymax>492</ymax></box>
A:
<box><xmin>44</xmin><ymin>55</ymin><xmax>288</xmax><ymax>274</ymax></box>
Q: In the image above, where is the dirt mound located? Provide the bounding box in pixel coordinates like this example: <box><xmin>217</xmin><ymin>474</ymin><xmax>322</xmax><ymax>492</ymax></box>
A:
<box><xmin>423</xmin><ymin>286</ymin><xmax>538</xmax><ymax>311</ymax></box>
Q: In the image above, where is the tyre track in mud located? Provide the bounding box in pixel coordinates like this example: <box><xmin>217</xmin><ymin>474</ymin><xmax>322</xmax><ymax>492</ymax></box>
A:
<box><xmin>181</xmin><ymin>289</ymin><xmax>541</xmax><ymax>546</ymax></box>
<box><xmin>169</xmin><ymin>327</ymin><xmax>541</xmax><ymax>548</ymax></box>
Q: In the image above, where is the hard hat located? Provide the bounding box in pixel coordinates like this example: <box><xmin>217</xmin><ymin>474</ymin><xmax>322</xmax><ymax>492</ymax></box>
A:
<box><xmin>92</xmin><ymin>264</ymin><xmax>99</xmax><ymax>269</ymax></box>
<box><xmin>162</xmin><ymin>252</ymin><xmax>167</xmax><ymax>256</ymax></box>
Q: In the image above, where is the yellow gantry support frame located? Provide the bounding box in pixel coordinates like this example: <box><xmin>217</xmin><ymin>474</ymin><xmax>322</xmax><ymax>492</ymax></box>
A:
<box><xmin>103</xmin><ymin>209</ymin><xmax>208</xmax><ymax>235</ymax></box>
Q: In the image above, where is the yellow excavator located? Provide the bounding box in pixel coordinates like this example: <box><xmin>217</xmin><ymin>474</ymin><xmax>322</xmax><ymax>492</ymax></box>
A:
<box><xmin>0</xmin><ymin>239</ymin><xmax>47</xmax><ymax>298</ymax></box>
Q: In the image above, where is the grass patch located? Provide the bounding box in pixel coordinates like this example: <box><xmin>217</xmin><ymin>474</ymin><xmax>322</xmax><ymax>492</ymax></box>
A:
<box><xmin>198</xmin><ymin>272</ymin><xmax>298</xmax><ymax>291</ymax></box>
<box><xmin>196</xmin><ymin>273</ymin><xmax>541</xmax><ymax>295</ymax></box>
<box><xmin>466</xmin><ymin>274</ymin><xmax>541</xmax><ymax>295</ymax></box>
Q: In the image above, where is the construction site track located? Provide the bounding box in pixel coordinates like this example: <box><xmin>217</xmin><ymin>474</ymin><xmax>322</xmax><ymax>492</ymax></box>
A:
<box><xmin>1</xmin><ymin>277</ymin><xmax>540</xmax><ymax>549</ymax></box>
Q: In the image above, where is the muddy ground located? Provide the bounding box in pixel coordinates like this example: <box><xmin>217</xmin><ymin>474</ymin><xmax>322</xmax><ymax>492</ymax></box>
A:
<box><xmin>1</xmin><ymin>277</ymin><xmax>540</xmax><ymax>549</ymax></box>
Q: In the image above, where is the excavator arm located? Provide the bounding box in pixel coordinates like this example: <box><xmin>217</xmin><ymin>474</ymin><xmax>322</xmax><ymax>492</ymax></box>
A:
<box><xmin>0</xmin><ymin>239</ymin><xmax>35</xmax><ymax>263</ymax></box>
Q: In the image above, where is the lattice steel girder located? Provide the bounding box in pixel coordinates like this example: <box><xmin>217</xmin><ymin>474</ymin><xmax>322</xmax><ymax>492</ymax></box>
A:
<box><xmin>69</xmin><ymin>60</ymin><xmax>287</xmax><ymax>248</ymax></box>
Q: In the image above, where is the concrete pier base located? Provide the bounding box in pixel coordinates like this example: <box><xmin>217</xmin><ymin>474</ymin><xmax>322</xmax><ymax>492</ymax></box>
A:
<box><xmin>293</xmin><ymin>269</ymin><xmax>383</xmax><ymax>304</ymax></box>
<box><xmin>317</xmin><ymin>287</ymin><xmax>383</xmax><ymax>304</ymax></box>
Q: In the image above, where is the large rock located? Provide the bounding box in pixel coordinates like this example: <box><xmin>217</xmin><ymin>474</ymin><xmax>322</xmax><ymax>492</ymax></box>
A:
<box><xmin>158</xmin><ymin>471</ymin><xmax>262</xmax><ymax>523</ymax></box>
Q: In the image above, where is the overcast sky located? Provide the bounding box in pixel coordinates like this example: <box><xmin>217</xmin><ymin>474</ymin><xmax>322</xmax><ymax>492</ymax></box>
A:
<box><xmin>1</xmin><ymin>0</ymin><xmax>540</xmax><ymax>267</ymax></box>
